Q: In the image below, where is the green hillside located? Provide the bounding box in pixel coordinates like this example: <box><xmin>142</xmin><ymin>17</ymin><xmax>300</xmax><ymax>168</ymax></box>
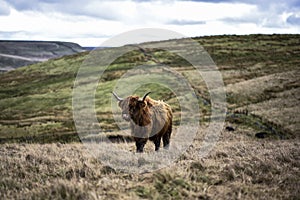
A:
<box><xmin>0</xmin><ymin>34</ymin><xmax>299</xmax><ymax>143</ymax></box>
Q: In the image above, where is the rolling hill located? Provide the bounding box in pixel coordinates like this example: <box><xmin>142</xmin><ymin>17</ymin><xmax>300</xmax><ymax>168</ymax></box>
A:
<box><xmin>0</xmin><ymin>40</ymin><xmax>85</xmax><ymax>72</ymax></box>
<box><xmin>0</xmin><ymin>34</ymin><xmax>298</xmax><ymax>143</ymax></box>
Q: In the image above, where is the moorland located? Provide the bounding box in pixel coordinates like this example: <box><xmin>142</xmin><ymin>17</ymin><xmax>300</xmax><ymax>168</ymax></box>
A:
<box><xmin>0</xmin><ymin>34</ymin><xmax>299</xmax><ymax>199</ymax></box>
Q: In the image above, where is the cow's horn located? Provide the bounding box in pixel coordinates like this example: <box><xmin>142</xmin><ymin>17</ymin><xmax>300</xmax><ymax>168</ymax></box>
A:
<box><xmin>112</xmin><ymin>91</ymin><xmax>123</xmax><ymax>101</ymax></box>
<box><xmin>142</xmin><ymin>92</ymin><xmax>151</xmax><ymax>102</ymax></box>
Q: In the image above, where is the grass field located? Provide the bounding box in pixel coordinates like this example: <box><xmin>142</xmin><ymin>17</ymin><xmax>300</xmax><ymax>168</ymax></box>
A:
<box><xmin>0</xmin><ymin>34</ymin><xmax>299</xmax><ymax>199</ymax></box>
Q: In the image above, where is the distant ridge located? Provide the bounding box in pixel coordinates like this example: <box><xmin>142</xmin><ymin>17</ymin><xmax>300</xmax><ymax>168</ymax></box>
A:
<box><xmin>83</xmin><ymin>47</ymin><xmax>96</xmax><ymax>51</ymax></box>
<box><xmin>82</xmin><ymin>46</ymin><xmax>109</xmax><ymax>51</ymax></box>
<box><xmin>0</xmin><ymin>40</ymin><xmax>86</xmax><ymax>72</ymax></box>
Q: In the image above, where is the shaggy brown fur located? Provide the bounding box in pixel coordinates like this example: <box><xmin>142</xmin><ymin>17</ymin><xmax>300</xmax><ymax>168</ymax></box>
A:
<box><xmin>113</xmin><ymin>92</ymin><xmax>173</xmax><ymax>153</ymax></box>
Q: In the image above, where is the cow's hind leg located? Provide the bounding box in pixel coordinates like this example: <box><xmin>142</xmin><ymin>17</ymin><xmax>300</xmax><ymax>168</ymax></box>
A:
<box><xmin>153</xmin><ymin>136</ymin><xmax>161</xmax><ymax>151</ymax></box>
<box><xmin>163</xmin><ymin>125</ymin><xmax>172</xmax><ymax>149</ymax></box>
<box><xmin>150</xmin><ymin>135</ymin><xmax>161</xmax><ymax>151</ymax></box>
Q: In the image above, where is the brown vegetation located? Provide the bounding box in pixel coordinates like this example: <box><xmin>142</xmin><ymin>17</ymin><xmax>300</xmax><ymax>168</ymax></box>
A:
<box><xmin>0</xmin><ymin>128</ymin><xmax>298</xmax><ymax>199</ymax></box>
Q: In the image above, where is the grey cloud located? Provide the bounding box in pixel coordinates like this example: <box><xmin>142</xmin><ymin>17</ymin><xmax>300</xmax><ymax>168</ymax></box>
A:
<box><xmin>5</xmin><ymin>0</ymin><xmax>298</xmax><ymax>16</ymax></box>
<box><xmin>186</xmin><ymin>0</ymin><xmax>299</xmax><ymax>7</ymax></box>
<box><xmin>221</xmin><ymin>17</ymin><xmax>256</xmax><ymax>24</ymax></box>
<box><xmin>221</xmin><ymin>16</ymin><xmax>287</xmax><ymax>29</ymax></box>
<box><xmin>4</xmin><ymin>0</ymin><xmax>300</xmax><ymax>28</ymax></box>
<box><xmin>219</xmin><ymin>0</ymin><xmax>300</xmax><ymax>28</ymax></box>
<box><xmin>5</xmin><ymin>0</ymin><xmax>40</xmax><ymax>11</ymax></box>
<box><xmin>179</xmin><ymin>0</ymin><xmax>231</xmax><ymax>2</ymax></box>
<box><xmin>287</xmin><ymin>14</ymin><xmax>300</xmax><ymax>26</ymax></box>
<box><xmin>5</xmin><ymin>0</ymin><xmax>130</xmax><ymax>21</ymax></box>
<box><xmin>186</xmin><ymin>0</ymin><xmax>300</xmax><ymax>14</ymax></box>
<box><xmin>222</xmin><ymin>14</ymin><xmax>288</xmax><ymax>29</ymax></box>
<box><xmin>168</xmin><ymin>19</ymin><xmax>206</xmax><ymax>25</ymax></box>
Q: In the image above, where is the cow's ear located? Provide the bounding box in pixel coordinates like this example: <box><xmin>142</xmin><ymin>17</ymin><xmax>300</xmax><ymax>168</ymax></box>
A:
<box><xmin>118</xmin><ymin>100</ymin><xmax>123</xmax><ymax>107</ymax></box>
<box><xmin>138</xmin><ymin>100</ymin><xmax>147</xmax><ymax>108</ymax></box>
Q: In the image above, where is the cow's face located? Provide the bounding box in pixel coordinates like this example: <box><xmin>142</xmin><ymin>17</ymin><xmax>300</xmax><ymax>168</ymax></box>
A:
<box><xmin>112</xmin><ymin>92</ymin><xmax>150</xmax><ymax>122</ymax></box>
<box><xmin>119</xmin><ymin>96</ymin><xmax>148</xmax><ymax>121</ymax></box>
<box><xmin>118</xmin><ymin>97</ymin><xmax>133</xmax><ymax>121</ymax></box>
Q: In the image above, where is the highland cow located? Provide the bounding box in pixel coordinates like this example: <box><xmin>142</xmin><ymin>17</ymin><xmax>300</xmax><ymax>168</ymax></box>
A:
<box><xmin>112</xmin><ymin>92</ymin><xmax>173</xmax><ymax>153</ymax></box>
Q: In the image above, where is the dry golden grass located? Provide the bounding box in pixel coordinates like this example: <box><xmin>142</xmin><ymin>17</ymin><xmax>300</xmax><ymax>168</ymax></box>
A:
<box><xmin>226</xmin><ymin>69</ymin><xmax>300</xmax><ymax>136</ymax></box>
<box><xmin>0</xmin><ymin>126</ymin><xmax>299</xmax><ymax>199</ymax></box>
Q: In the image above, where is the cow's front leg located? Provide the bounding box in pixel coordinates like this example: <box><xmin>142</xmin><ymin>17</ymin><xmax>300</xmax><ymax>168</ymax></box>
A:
<box><xmin>135</xmin><ymin>138</ymin><xmax>147</xmax><ymax>153</ymax></box>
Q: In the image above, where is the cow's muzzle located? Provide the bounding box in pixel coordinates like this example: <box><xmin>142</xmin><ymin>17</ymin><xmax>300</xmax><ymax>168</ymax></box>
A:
<box><xmin>122</xmin><ymin>113</ymin><xmax>131</xmax><ymax>121</ymax></box>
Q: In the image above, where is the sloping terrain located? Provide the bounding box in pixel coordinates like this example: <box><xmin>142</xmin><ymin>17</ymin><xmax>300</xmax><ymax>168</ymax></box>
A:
<box><xmin>0</xmin><ymin>34</ymin><xmax>299</xmax><ymax>199</ymax></box>
<box><xmin>0</xmin><ymin>34</ymin><xmax>298</xmax><ymax>142</ymax></box>
<box><xmin>0</xmin><ymin>40</ymin><xmax>85</xmax><ymax>72</ymax></box>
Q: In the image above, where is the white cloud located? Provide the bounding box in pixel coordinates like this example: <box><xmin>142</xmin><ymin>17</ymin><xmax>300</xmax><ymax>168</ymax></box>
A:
<box><xmin>0</xmin><ymin>0</ymin><xmax>299</xmax><ymax>46</ymax></box>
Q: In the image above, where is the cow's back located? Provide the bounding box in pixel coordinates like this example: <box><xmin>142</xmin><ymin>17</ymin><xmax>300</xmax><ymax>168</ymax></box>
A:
<box><xmin>147</xmin><ymin>98</ymin><xmax>172</xmax><ymax>137</ymax></box>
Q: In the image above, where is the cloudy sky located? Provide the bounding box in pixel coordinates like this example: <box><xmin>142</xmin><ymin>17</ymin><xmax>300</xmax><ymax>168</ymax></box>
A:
<box><xmin>0</xmin><ymin>0</ymin><xmax>299</xmax><ymax>46</ymax></box>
